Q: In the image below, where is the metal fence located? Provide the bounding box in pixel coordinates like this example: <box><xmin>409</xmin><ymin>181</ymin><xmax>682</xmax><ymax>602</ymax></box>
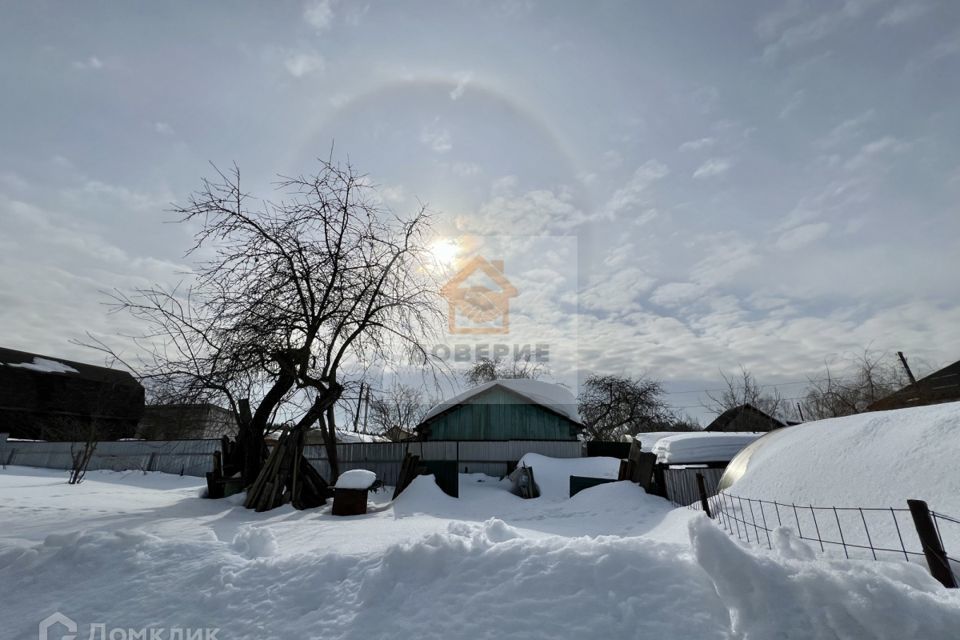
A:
<box><xmin>0</xmin><ymin>439</ymin><xmax>221</xmax><ymax>477</ymax></box>
<box><xmin>304</xmin><ymin>439</ymin><xmax>584</xmax><ymax>484</ymax></box>
<box><xmin>1</xmin><ymin>437</ymin><xmax>583</xmax><ymax>484</ymax></box>
<box><xmin>687</xmin><ymin>487</ymin><xmax>960</xmax><ymax>589</ymax></box>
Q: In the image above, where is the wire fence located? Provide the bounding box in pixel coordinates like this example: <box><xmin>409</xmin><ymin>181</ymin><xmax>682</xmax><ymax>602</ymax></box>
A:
<box><xmin>678</xmin><ymin>483</ymin><xmax>960</xmax><ymax>588</ymax></box>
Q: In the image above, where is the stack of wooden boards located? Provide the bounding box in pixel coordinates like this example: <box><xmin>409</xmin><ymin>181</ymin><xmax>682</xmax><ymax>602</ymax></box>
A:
<box><xmin>243</xmin><ymin>426</ymin><xmax>331</xmax><ymax>511</ymax></box>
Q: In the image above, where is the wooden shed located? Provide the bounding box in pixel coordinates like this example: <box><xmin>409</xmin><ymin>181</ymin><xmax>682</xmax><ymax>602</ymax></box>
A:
<box><xmin>416</xmin><ymin>380</ymin><xmax>581</xmax><ymax>441</ymax></box>
<box><xmin>0</xmin><ymin>347</ymin><xmax>144</xmax><ymax>441</ymax></box>
<box><xmin>866</xmin><ymin>358</ymin><xmax>960</xmax><ymax>412</ymax></box>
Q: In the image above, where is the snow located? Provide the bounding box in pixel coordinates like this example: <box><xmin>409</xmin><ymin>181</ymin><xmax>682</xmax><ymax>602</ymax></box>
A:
<box><xmin>516</xmin><ymin>452</ymin><xmax>620</xmax><ymax>499</ymax></box>
<box><xmin>1</xmin><ymin>461</ymin><xmax>959</xmax><ymax>639</ymax></box>
<box><xmin>335</xmin><ymin>468</ymin><xmax>377</xmax><ymax>490</ymax></box>
<box><xmin>334</xmin><ymin>429</ymin><xmax>389</xmax><ymax>443</ymax></box>
<box><xmin>628</xmin><ymin>431</ymin><xmax>695</xmax><ymax>452</ymax></box>
<box><xmin>4</xmin><ymin>356</ymin><xmax>79</xmax><ymax>374</ymax></box>
<box><xmin>652</xmin><ymin>432</ymin><xmax>762</xmax><ymax>463</ymax></box>
<box><xmin>724</xmin><ymin>402</ymin><xmax>960</xmax><ymax>515</ymax></box>
<box><xmin>423</xmin><ymin>379</ymin><xmax>580</xmax><ymax>423</ymax></box>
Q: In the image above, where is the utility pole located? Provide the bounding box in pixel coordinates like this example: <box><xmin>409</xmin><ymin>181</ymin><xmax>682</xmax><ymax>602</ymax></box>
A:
<box><xmin>795</xmin><ymin>402</ymin><xmax>805</xmax><ymax>422</ymax></box>
<box><xmin>897</xmin><ymin>351</ymin><xmax>917</xmax><ymax>384</ymax></box>
<box><xmin>353</xmin><ymin>382</ymin><xmax>364</xmax><ymax>432</ymax></box>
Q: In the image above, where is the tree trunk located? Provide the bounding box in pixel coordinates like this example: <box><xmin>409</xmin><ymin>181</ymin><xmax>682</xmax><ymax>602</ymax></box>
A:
<box><xmin>323</xmin><ymin>403</ymin><xmax>340</xmax><ymax>482</ymax></box>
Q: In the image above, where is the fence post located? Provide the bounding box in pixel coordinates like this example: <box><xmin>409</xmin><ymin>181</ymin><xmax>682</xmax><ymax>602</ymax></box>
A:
<box><xmin>696</xmin><ymin>472</ymin><xmax>712</xmax><ymax>518</ymax></box>
<box><xmin>907</xmin><ymin>499</ymin><xmax>958</xmax><ymax>589</ymax></box>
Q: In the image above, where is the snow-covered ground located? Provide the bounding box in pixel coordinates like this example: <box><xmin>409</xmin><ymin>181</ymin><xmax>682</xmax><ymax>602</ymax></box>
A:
<box><xmin>2</xmin><ymin>462</ymin><xmax>960</xmax><ymax>639</ymax></box>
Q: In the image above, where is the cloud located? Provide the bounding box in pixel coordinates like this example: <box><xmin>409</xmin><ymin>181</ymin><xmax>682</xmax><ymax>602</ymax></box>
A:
<box><xmin>678</xmin><ymin>137</ymin><xmax>716</xmax><ymax>152</ymax></box>
<box><xmin>450</xmin><ymin>162</ymin><xmax>481</xmax><ymax>177</ymax></box>
<box><xmin>816</xmin><ymin>109</ymin><xmax>875</xmax><ymax>149</ymax></box>
<box><xmin>420</xmin><ymin>123</ymin><xmax>453</xmax><ymax>153</ymax></box>
<box><xmin>580</xmin><ymin>267</ymin><xmax>655</xmax><ymax>314</ymax></box>
<box><xmin>778</xmin><ymin>90</ymin><xmax>804</xmax><ymax>119</ymax></box>
<box><xmin>72</xmin><ymin>56</ymin><xmax>103</xmax><ymax>71</ymax></box>
<box><xmin>154</xmin><ymin>122</ymin><xmax>174</xmax><ymax>136</ymax></box>
<box><xmin>303</xmin><ymin>0</ymin><xmax>335</xmax><ymax>30</ymax></box>
<box><xmin>843</xmin><ymin>136</ymin><xmax>908</xmax><ymax>170</ymax></box>
<box><xmin>449</xmin><ymin>72</ymin><xmax>472</xmax><ymax>100</ymax></box>
<box><xmin>650</xmin><ymin>281</ymin><xmax>706</xmax><ymax>308</ymax></box>
<box><xmin>878</xmin><ymin>2</ymin><xmax>931</xmax><ymax>26</ymax></box>
<box><xmin>758</xmin><ymin>0</ymin><xmax>885</xmax><ymax>61</ymax></box>
<box><xmin>284</xmin><ymin>51</ymin><xmax>325</xmax><ymax>77</ymax></box>
<box><xmin>601</xmin><ymin>160</ymin><xmax>669</xmax><ymax>219</ymax></box>
<box><xmin>692</xmin><ymin>157</ymin><xmax>733</xmax><ymax>179</ymax></box>
<box><xmin>775</xmin><ymin>222</ymin><xmax>831</xmax><ymax>251</ymax></box>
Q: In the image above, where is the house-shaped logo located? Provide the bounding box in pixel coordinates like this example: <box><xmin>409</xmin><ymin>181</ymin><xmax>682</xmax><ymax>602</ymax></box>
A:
<box><xmin>39</xmin><ymin>612</ymin><xmax>77</xmax><ymax>640</ymax></box>
<box><xmin>441</xmin><ymin>256</ymin><xmax>518</xmax><ymax>334</ymax></box>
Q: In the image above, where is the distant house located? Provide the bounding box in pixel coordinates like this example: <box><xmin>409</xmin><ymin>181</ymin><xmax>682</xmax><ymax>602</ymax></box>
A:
<box><xmin>382</xmin><ymin>426</ymin><xmax>417</xmax><ymax>442</ymax></box>
<box><xmin>867</xmin><ymin>359</ymin><xmax>960</xmax><ymax>412</ymax></box>
<box><xmin>704</xmin><ymin>404</ymin><xmax>785</xmax><ymax>433</ymax></box>
<box><xmin>416</xmin><ymin>379</ymin><xmax>582</xmax><ymax>441</ymax></box>
<box><xmin>0</xmin><ymin>347</ymin><xmax>144</xmax><ymax>440</ymax></box>
<box><xmin>136</xmin><ymin>403</ymin><xmax>237</xmax><ymax>440</ymax></box>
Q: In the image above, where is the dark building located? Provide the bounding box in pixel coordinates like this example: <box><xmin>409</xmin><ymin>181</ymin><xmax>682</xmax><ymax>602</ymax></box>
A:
<box><xmin>417</xmin><ymin>380</ymin><xmax>581</xmax><ymax>440</ymax></box>
<box><xmin>867</xmin><ymin>359</ymin><xmax>960</xmax><ymax>412</ymax></box>
<box><xmin>0</xmin><ymin>347</ymin><xmax>144</xmax><ymax>440</ymax></box>
<box><xmin>704</xmin><ymin>403</ymin><xmax>785</xmax><ymax>433</ymax></box>
<box><xmin>136</xmin><ymin>403</ymin><xmax>237</xmax><ymax>440</ymax></box>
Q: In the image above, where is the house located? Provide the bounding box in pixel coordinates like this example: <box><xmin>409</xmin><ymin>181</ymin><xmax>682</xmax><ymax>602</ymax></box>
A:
<box><xmin>0</xmin><ymin>346</ymin><xmax>144</xmax><ymax>440</ymax></box>
<box><xmin>704</xmin><ymin>403</ymin><xmax>785</xmax><ymax>433</ymax></box>
<box><xmin>382</xmin><ymin>425</ymin><xmax>417</xmax><ymax>442</ymax></box>
<box><xmin>416</xmin><ymin>379</ymin><xmax>581</xmax><ymax>440</ymax></box>
<box><xmin>136</xmin><ymin>403</ymin><xmax>237</xmax><ymax>440</ymax></box>
<box><xmin>866</xmin><ymin>358</ymin><xmax>960</xmax><ymax>412</ymax></box>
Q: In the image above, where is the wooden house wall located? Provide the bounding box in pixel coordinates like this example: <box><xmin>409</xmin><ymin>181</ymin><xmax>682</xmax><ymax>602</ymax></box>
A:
<box><xmin>424</xmin><ymin>387</ymin><xmax>578</xmax><ymax>441</ymax></box>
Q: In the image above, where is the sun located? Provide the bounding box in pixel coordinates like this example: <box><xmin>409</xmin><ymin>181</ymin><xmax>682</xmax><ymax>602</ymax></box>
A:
<box><xmin>428</xmin><ymin>238</ymin><xmax>460</xmax><ymax>268</ymax></box>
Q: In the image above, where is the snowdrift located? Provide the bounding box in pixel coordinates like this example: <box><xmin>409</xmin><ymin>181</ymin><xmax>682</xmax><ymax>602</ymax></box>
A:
<box><xmin>722</xmin><ymin>402</ymin><xmax>960</xmax><ymax>515</ymax></box>
<box><xmin>516</xmin><ymin>453</ymin><xmax>620</xmax><ymax>499</ymax></box>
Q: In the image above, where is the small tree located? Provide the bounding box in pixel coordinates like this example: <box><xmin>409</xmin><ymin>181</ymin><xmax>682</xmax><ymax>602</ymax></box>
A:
<box><xmin>367</xmin><ymin>382</ymin><xmax>431</xmax><ymax>435</ymax></box>
<box><xmin>463</xmin><ymin>353</ymin><xmax>547</xmax><ymax>386</ymax></box>
<box><xmin>801</xmin><ymin>350</ymin><xmax>913</xmax><ymax>419</ymax></box>
<box><xmin>705</xmin><ymin>366</ymin><xmax>783</xmax><ymax>419</ymax></box>
<box><xmin>577</xmin><ymin>373</ymin><xmax>670</xmax><ymax>440</ymax></box>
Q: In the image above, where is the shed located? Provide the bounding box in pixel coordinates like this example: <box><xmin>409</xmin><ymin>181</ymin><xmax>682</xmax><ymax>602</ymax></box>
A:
<box><xmin>866</xmin><ymin>358</ymin><xmax>960</xmax><ymax>412</ymax></box>
<box><xmin>0</xmin><ymin>347</ymin><xmax>144</xmax><ymax>440</ymax></box>
<box><xmin>416</xmin><ymin>379</ymin><xmax>581</xmax><ymax>441</ymax></box>
<box><xmin>704</xmin><ymin>403</ymin><xmax>785</xmax><ymax>433</ymax></box>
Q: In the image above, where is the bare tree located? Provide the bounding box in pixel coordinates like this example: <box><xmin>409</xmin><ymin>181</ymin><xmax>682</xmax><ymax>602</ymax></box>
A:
<box><xmin>463</xmin><ymin>353</ymin><xmax>547</xmax><ymax>386</ymax></box>
<box><xmin>705</xmin><ymin>366</ymin><xmax>783</xmax><ymax>419</ymax></box>
<box><xmin>577</xmin><ymin>374</ymin><xmax>671</xmax><ymax>440</ymax></box>
<box><xmin>801</xmin><ymin>350</ymin><xmax>912</xmax><ymax>419</ymax></box>
<box><xmin>87</xmin><ymin>157</ymin><xmax>441</xmax><ymax>504</ymax></box>
<box><xmin>367</xmin><ymin>382</ymin><xmax>431</xmax><ymax>435</ymax></box>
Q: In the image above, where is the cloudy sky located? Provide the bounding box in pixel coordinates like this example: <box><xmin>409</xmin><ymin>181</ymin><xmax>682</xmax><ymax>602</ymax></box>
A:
<box><xmin>2</xmin><ymin>0</ymin><xmax>959</xmax><ymax>422</ymax></box>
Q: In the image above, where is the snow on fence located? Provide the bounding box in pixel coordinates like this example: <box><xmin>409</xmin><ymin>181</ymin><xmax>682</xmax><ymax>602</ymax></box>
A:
<box><xmin>1</xmin><ymin>437</ymin><xmax>584</xmax><ymax>484</ymax></box>
<box><xmin>688</xmin><ymin>488</ymin><xmax>960</xmax><ymax>589</ymax></box>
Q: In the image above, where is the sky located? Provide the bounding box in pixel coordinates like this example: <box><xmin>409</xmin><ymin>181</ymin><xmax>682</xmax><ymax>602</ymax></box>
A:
<box><xmin>1</xmin><ymin>0</ymin><xmax>959</xmax><ymax>424</ymax></box>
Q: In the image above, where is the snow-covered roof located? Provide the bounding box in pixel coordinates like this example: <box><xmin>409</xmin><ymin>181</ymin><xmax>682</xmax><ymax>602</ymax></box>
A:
<box><xmin>422</xmin><ymin>379</ymin><xmax>581</xmax><ymax>424</ymax></box>
<box><xmin>651</xmin><ymin>432</ymin><xmax>763</xmax><ymax>464</ymax></box>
